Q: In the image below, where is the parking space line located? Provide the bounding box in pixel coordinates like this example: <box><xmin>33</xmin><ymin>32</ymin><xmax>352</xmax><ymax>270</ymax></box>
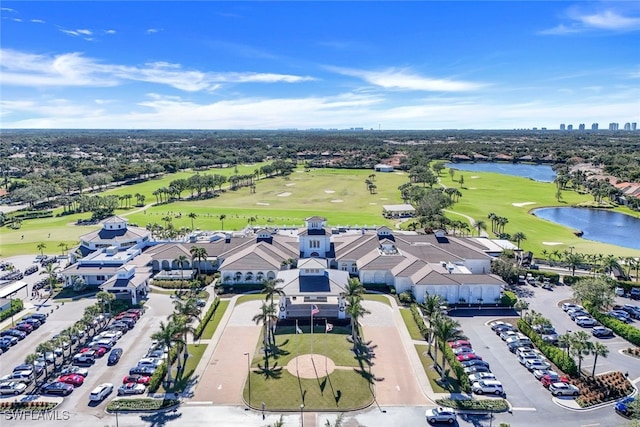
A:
<box><xmin>509</xmin><ymin>407</ymin><xmax>537</xmax><ymax>411</ymax></box>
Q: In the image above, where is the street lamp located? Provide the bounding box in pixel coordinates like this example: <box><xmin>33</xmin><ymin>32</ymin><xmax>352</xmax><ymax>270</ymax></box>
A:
<box><xmin>114</xmin><ymin>403</ymin><xmax>120</xmax><ymax>427</ymax></box>
<box><xmin>300</xmin><ymin>404</ymin><xmax>304</xmax><ymax>427</ymax></box>
<box><xmin>244</xmin><ymin>352</ymin><xmax>251</xmax><ymax>407</ymax></box>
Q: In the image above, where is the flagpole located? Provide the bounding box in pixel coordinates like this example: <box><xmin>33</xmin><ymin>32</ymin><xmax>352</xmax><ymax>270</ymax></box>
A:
<box><xmin>324</xmin><ymin>318</ymin><xmax>328</xmax><ymax>373</ymax></box>
<box><xmin>310</xmin><ymin>308</ymin><xmax>314</xmax><ymax>359</ymax></box>
<box><xmin>295</xmin><ymin>319</ymin><xmax>299</xmax><ymax>374</ymax></box>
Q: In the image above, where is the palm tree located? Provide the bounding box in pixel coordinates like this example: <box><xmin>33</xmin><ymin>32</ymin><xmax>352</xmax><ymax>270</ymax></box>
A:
<box><xmin>253</xmin><ymin>302</ymin><xmax>277</xmax><ymax>361</ymax></box>
<box><xmin>40</xmin><ymin>263</ymin><xmax>60</xmax><ymax>295</ymax></box>
<box><xmin>25</xmin><ymin>353</ymin><xmax>44</xmax><ymax>386</ymax></box>
<box><xmin>188</xmin><ymin>212</ymin><xmax>198</xmax><ymax>230</ymax></box>
<box><xmin>601</xmin><ymin>255</ymin><xmax>622</xmax><ymax>278</ymax></box>
<box><xmin>514</xmin><ymin>299</ymin><xmax>529</xmax><ymax>318</ymax></box>
<box><xmin>474</xmin><ymin>219</ymin><xmax>486</xmax><ymax>237</ymax></box>
<box><xmin>557</xmin><ymin>332</ymin><xmax>572</xmax><ymax>357</ymax></box>
<box><xmin>219</xmin><ymin>214</ymin><xmax>227</xmax><ymax>231</ymax></box>
<box><xmin>96</xmin><ymin>291</ymin><xmax>115</xmax><ymax>315</ymax></box>
<box><xmin>590</xmin><ymin>341</ymin><xmax>609</xmax><ymax>377</ymax></box>
<box><xmin>35</xmin><ymin>342</ymin><xmax>54</xmax><ymax>378</ymax></box>
<box><xmin>151</xmin><ymin>321</ymin><xmax>180</xmax><ymax>388</ymax></box>
<box><xmin>345</xmin><ymin>295</ymin><xmax>371</xmax><ymax>348</ymax></box>
<box><xmin>420</xmin><ymin>293</ymin><xmax>444</xmax><ymax>356</ymax></box>
<box><xmin>345</xmin><ymin>277</ymin><xmax>365</xmax><ymax>299</ymax></box>
<box><xmin>58</xmin><ymin>242</ymin><xmax>69</xmax><ymax>256</ymax></box>
<box><xmin>190</xmin><ymin>246</ymin><xmax>208</xmax><ymax>281</ymax></box>
<box><xmin>174</xmin><ymin>255</ymin><xmax>189</xmax><ymax>284</ymax></box>
<box><xmin>432</xmin><ymin>315</ymin><xmax>464</xmax><ymax>379</ymax></box>
<box><xmin>262</xmin><ymin>278</ymin><xmax>285</xmax><ymax>345</ymax></box>
<box><xmin>37</xmin><ymin>242</ymin><xmax>46</xmax><ymax>257</ymax></box>
<box><xmin>565</xmin><ymin>252</ymin><xmax>584</xmax><ymax>276</ymax></box>
<box><xmin>570</xmin><ymin>331</ymin><xmax>593</xmax><ymax>376</ymax></box>
<box><xmin>512</xmin><ymin>232</ymin><xmax>527</xmax><ymax>250</ymax></box>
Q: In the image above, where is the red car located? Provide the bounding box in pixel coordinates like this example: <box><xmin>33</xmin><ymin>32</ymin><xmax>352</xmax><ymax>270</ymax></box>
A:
<box><xmin>15</xmin><ymin>323</ymin><xmax>33</xmax><ymax>333</ymax></box>
<box><xmin>448</xmin><ymin>340</ymin><xmax>471</xmax><ymax>349</ymax></box>
<box><xmin>58</xmin><ymin>374</ymin><xmax>84</xmax><ymax>387</ymax></box>
<box><xmin>541</xmin><ymin>374</ymin><xmax>569</xmax><ymax>388</ymax></box>
<box><xmin>122</xmin><ymin>375</ymin><xmax>150</xmax><ymax>385</ymax></box>
<box><xmin>457</xmin><ymin>353</ymin><xmax>482</xmax><ymax>362</ymax></box>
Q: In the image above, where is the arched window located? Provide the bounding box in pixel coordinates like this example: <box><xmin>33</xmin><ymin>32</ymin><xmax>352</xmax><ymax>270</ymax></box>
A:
<box><xmin>341</xmin><ymin>263</ymin><xmax>347</xmax><ymax>271</ymax></box>
<box><xmin>234</xmin><ymin>272</ymin><xmax>242</xmax><ymax>282</ymax></box>
<box><xmin>256</xmin><ymin>272</ymin><xmax>264</xmax><ymax>282</ymax></box>
<box><xmin>267</xmin><ymin>271</ymin><xmax>276</xmax><ymax>280</ymax></box>
<box><xmin>245</xmin><ymin>272</ymin><xmax>254</xmax><ymax>282</ymax></box>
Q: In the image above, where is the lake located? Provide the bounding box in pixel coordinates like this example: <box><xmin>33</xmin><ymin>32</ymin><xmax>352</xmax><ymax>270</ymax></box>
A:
<box><xmin>533</xmin><ymin>207</ymin><xmax>640</xmax><ymax>250</ymax></box>
<box><xmin>445</xmin><ymin>162</ymin><xmax>556</xmax><ymax>182</ymax></box>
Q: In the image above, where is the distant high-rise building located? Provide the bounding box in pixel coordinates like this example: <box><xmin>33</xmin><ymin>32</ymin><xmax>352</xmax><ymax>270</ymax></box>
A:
<box><xmin>560</xmin><ymin>124</ymin><xmax>566</xmax><ymax>130</ymax></box>
<box><xmin>591</xmin><ymin>123</ymin><xmax>599</xmax><ymax>130</ymax></box>
<box><xmin>578</xmin><ymin>123</ymin><xmax>585</xmax><ymax>131</ymax></box>
<box><xmin>567</xmin><ymin>124</ymin><xmax>573</xmax><ymax>131</ymax></box>
<box><xmin>609</xmin><ymin>123</ymin><xmax>619</xmax><ymax>131</ymax></box>
<box><xmin>632</xmin><ymin>123</ymin><xmax>637</xmax><ymax>131</ymax></box>
<box><xmin>624</xmin><ymin>123</ymin><xmax>631</xmax><ymax>131</ymax></box>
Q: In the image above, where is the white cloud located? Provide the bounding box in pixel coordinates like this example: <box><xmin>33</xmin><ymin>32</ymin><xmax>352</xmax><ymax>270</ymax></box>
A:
<box><xmin>31</xmin><ymin>19</ymin><xmax>46</xmax><ymax>24</ymax></box>
<box><xmin>1</xmin><ymin>7</ymin><xmax>15</xmax><ymax>12</ymax></box>
<box><xmin>13</xmin><ymin>18</ymin><xmax>22</xmax><ymax>22</ymax></box>
<box><xmin>105</xmin><ymin>29</ymin><xmax>116</xmax><ymax>34</ymax></box>
<box><xmin>59</xmin><ymin>28</ymin><xmax>94</xmax><ymax>38</ymax></box>
<box><xmin>541</xmin><ymin>7</ymin><xmax>640</xmax><ymax>34</ymax></box>
<box><xmin>329</xmin><ymin>67</ymin><xmax>485</xmax><ymax>92</ymax></box>
<box><xmin>0</xmin><ymin>49</ymin><xmax>316</xmax><ymax>92</ymax></box>
<box><xmin>146</xmin><ymin>28</ymin><xmax>160</xmax><ymax>35</ymax></box>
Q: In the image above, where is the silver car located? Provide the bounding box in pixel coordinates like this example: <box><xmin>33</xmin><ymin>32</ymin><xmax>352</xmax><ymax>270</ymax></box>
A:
<box><xmin>426</xmin><ymin>407</ymin><xmax>457</xmax><ymax>424</ymax></box>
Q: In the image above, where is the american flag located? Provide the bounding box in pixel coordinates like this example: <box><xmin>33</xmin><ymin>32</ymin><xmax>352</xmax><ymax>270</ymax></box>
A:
<box><xmin>311</xmin><ymin>304</ymin><xmax>319</xmax><ymax>315</ymax></box>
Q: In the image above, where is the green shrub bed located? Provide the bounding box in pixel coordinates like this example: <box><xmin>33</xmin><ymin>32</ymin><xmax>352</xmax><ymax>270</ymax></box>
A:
<box><xmin>441</xmin><ymin>341</ymin><xmax>471</xmax><ymax>393</ymax></box>
<box><xmin>0</xmin><ymin>401</ymin><xmax>57</xmax><ymax>411</ymax></box>
<box><xmin>194</xmin><ymin>297</ymin><xmax>220</xmax><ymax>340</ymax></box>
<box><xmin>517</xmin><ymin>319</ymin><xmax>578</xmax><ymax>376</ymax></box>
<box><xmin>107</xmin><ymin>398</ymin><xmax>179</xmax><ymax>412</ymax></box>
<box><xmin>0</xmin><ymin>299</ymin><xmax>24</xmax><ymax>322</ymax></box>
<box><xmin>500</xmin><ymin>291</ymin><xmax>517</xmax><ymax>307</ymax></box>
<box><xmin>586</xmin><ymin>306</ymin><xmax>640</xmax><ymax>346</ymax></box>
<box><xmin>435</xmin><ymin>398</ymin><xmax>509</xmax><ymax>412</ymax></box>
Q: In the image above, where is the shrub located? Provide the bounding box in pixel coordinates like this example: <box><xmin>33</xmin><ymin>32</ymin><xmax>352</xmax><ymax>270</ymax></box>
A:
<box><xmin>409</xmin><ymin>304</ymin><xmax>428</xmax><ymax>338</ymax></box>
<box><xmin>500</xmin><ymin>291</ymin><xmax>517</xmax><ymax>307</ymax></box>
<box><xmin>0</xmin><ymin>299</ymin><xmax>24</xmax><ymax>322</ymax></box>
<box><xmin>562</xmin><ymin>275</ymin><xmax>586</xmax><ymax>286</ymax></box>
<box><xmin>194</xmin><ymin>297</ymin><xmax>220</xmax><ymax>340</ymax></box>
<box><xmin>398</xmin><ymin>290</ymin><xmax>415</xmax><ymax>306</ymax></box>
<box><xmin>440</xmin><ymin>342</ymin><xmax>471</xmax><ymax>393</ymax></box>
<box><xmin>587</xmin><ymin>307</ymin><xmax>640</xmax><ymax>346</ymax></box>
<box><xmin>435</xmin><ymin>397</ymin><xmax>509</xmax><ymax>412</ymax></box>
<box><xmin>528</xmin><ymin>270</ymin><xmax>560</xmax><ymax>283</ymax></box>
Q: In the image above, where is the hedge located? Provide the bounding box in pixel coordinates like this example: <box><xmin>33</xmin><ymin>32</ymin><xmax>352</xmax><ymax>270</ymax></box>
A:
<box><xmin>441</xmin><ymin>342</ymin><xmax>471</xmax><ymax>393</ymax></box>
<box><xmin>148</xmin><ymin>344</ymin><xmax>180</xmax><ymax>393</ymax></box>
<box><xmin>435</xmin><ymin>397</ymin><xmax>509</xmax><ymax>412</ymax></box>
<box><xmin>194</xmin><ymin>297</ymin><xmax>220</xmax><ymax>340</ymax></box>
<box><xmin>500</xmin><ymin>291</ymin><xmax>517</xmax><ymax>307</ymax></box>
<box><xmin>527</xmin><ymin>270</ymin><xmax>560</xmax><ymax>283</ymax></box>
<box><xmin>586</xmin><ymin>305</ymin><xmax>640</xmax><ymax>346</ymax></box>
<box><xmin>0</xmin><ymin>299</ymin><xmax>24</xmax><ymax>322</ymax></box>
<box><xmin>517</xmin><ymin>319</ymin><xmax>578</xmax><ymax>377</ymax></box>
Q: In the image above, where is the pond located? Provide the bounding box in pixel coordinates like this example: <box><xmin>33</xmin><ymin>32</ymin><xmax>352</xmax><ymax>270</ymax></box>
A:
<box><xmin>445</xmin><ymin>162</ymin><xmax>556</xmax><ymax>182</ymax></box>
<box><xmin>533</xmin><ymin>207</ymin><xmax>640</xmax><ymax>250</ymax></box>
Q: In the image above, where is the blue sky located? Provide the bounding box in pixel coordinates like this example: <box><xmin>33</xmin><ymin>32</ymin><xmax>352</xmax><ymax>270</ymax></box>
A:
<box><xmin>1</xmin><ymin>1</ymin><xmax>639</xmax><ymax>130</ymax></box>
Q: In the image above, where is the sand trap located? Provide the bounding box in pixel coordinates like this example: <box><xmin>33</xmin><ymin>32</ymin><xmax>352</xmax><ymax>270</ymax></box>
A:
<box><xmin>394</xmin><ymin>172</ymin><xmax>405</xmax><ymax>175</ymax></box>
<box><xmin>331</xmin><ymin>199</ymin><xmax>343</xmax><ymax>203</ymax></box>
<box><xmin>286</xmin><ymin>354</ymin><xmax>335</xmax><ymax>378</ymax></box>
<box><xmin>256</xmin><ymin>202</ymin><xmax>270</xmax><ymax>206</ymax></box>
<box><xmin>324</xmin><ymin>190</ymin><xmax>335</xmax><ymax>194</ymax></box>
<box><xmin>512</xmin><ymin>202</ymin><xmax>536</xmax><ymax>207</ymax></box>
<box><xmin>285</xmin><ymin>183</ymin><xmax>296</xmax><ymax>187</ymax></box>
<box><xmin>471</xmin><ymin>175</ymin><xmax>480</xmax><ymax>179</ymax></box>
<box><xmin>277</xmin><ymin>192</ymin><xmax>292</xmax><ymax>197</ymax></box>
<box><xmin>369</xmin><ymin>202</ymin><xmax>377</xmax><ymax>205</ymax></box>
<box><xmin>380</xmin><ymin>197</ymin><xmax>388</xmax><ymax>200</ymax></box>
<box><xmin>542</xmin><ymin>242</ymin><xmax>563</xmax><ymax>246</ymax></box>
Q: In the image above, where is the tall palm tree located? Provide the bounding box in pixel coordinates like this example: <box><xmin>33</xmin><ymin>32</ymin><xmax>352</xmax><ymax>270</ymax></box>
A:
<box><xmin>188</xmin><ymin>212</ymin><xmax>198</xmax><ymax>230</ymax></box>
<box><xmin>189</xmin><ymin>246</ymin><xmax>208</xmax><ymax>281</ymax></box>
<box><xmin>219</xmin><ymin>214</ymin><xmax>227</xmax><ymax>231</ymax></box>
<box><xmin>96</xmin><ymin>291</ymin><xmax>115</xmax><ymax>315</ymax></box>
<box><xmin>514</xmin><ymin>299</ymin><xmax>529</xmax><ymax>318</ymax></box>
<box><xmin>590</xmin><ymin>341</ymin><xmax>609</xmax><ymax>377</ymax></box>
<box><xmin>512</xmin><ymin>232</ymin><xmax>527</xmax><ymax>250</ymax></box>
<box><xmin>565</xmin><ymin>252</ymin><xmax>584</xmax><ymax>276</ymax></box>
<box><xmin>432</xmin><ymin>315</ymin><xmax>464</xmax><ymax>379</ymax></box>
<box><xmin>345</xmin><ymin>295</ymin><xmax>371</xmax><ymax>348</ymax></box>
<box><xmin>151</xmin><ymin>321</ymin><xmax>179</xmax><ymax>388</ymax></box>
<box><xmin>261</xmin><ymin>278</ymin><xmax>284</xmax><ymax>344</ymax></box>
<box><xmin>35</xmin><ymin>342</ymin><xmax>54</xmax><ymax>379</ymax></box>
<box><xmin>253</xmin><ymin>302</ymin><xmax>277</xmax><ymax>361</ymax></box>
<box><xmin>473</xmin><ymin>219</ymin><xmax>486</xmax><ymax>237</ymax></box>
<box><xmin>25</xmin><ymin>353</ymin><xmax>44</xmax><ymax>386</ymax></box>
<box><xmin>420</xmin><ymin>293</ymin><xmax>444</xmax><ymax>356</ymax></box>
<box><xmin>570</xmin><ymin>331</ymin><xmax>593</xmax><ymax>376</ymax></box>
<box><xmin>345</xmin><ymin>278</ymin><xmax>365</xmax><ymax>298</ymax></box>
<box><xmin>37</xmin><ymin>242</ymin><xmax>46</xmax><ymax>257</ymax></box>
<box><xmin>40</xmin><ymin>263</ymin><xmax>60</xmax><ymax>295</ymax></box>
<box><xmin>174</xmin><ymin>255</ymin><xmax>189</xmax><ymax>284</ymax></box>
<box><xmin>557</xmin><ymin>332</ymin><xmax>572</xmax><ymax>357</ymax></box>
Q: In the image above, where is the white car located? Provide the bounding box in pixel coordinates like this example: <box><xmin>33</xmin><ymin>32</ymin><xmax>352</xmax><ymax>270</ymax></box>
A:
<box><xmin>533</xmin><ymin>369</ymin><xmax>557</xmax><ymax>380</ymax></box>
<box><xmin>425</xmin><ymin>407</ymin><xmax>457</xmax><ymax>424</ymax></box>
<box><xmin>118</xmin><ymin>382</ymin><xmax>146</xmax><ymax>396</ymax></box>
<box><xmin>562</xmin><ymin>303</ymin><xmax>583</xmax><ymax>312</ymax></box>
<box><xmin>575</xmin><ymin>316</ymin><xmax>598</xmax><ymax>327</ymax></box>
<box><xmin>137</xmin><ymin>357</ymin><xmax>163</xmax><ymax>368</ymax></box>
<box><xmin>468</xmin><ymin>372</ymin><xmax>496</xmax><ymax>383</ymax></box>
<box><xmin>60</xmin><ymin>365</ymin><xmax>89</xmax><ymax>377</ymax></box>
<box><xmin>98</xmin><ymin>331</ymin><xmax>123</xmax><ymax>341</ymax></box>
<box><xmin>525</xmin><ymin>359</ymin><xmax>551</xmax><ymax>372</ymax></box>
<box><xmin>550</xmin><ymin>382</ymin><xmax>579</xmax><ymax>396</ymax></box>
<box><xmin>500</xmin><ymin>330</ymin><xmax>518</xmax><ymax>341</ymax></box>
<box><xmin>472</xmin><ymin>380</ymin><xmax>504</xmax><ymax>395</ymax></box>
<box><xmin>452</xmin><ymin>346</ymin><xmax>475</xmax><ymax>355</ymax></box>
<box><xmin>489</xmin><ymin>320</ymin><xmax>506</xmax><ymax>331</ymax></box>
<box><xmin>89</xmin><ymin>383</ymin><xmax>114</xmax><ymax>401</ymax></box>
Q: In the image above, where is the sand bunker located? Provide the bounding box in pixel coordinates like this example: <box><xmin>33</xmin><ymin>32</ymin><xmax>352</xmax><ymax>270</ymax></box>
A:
<box><xmin>277</xmin><ymin>192</ymin><xmax>292</xmax><ymax>197</ymax></box>
<box><xmin>369</xmin><ymin>202</ymin><xmax>377</xmax><ymax>205</ymax></box>
<box><xmin>286</xmin><ymin>183</ymin><xmax>296</xmax><ymax>187</ymax></box>
<box><xmin>471</xmin><ymin>175</ymin><xmax>480</xmax><ymax>179</ymax></box>
<box><xmin>380</xmin><ymin>197</ymin><xmax>389</xmax><ymax>200</ymax></box>
<box><xmin>512</xmin><ymin>202</ymin><xmax>536</xmax><ymax>207</ymax></box>
<box><xmin>324</xmin><ymin>190</ymin><xmax>335</xmax><ymax>194</ymax></box>
<box><xmin>395</xmin><ymin>172</ymin><xmax>405</xmax><ymax>175</ymax></box>
<box><xmin>331</xmin><ymin>199</ymin><xmax>343</xmax><ymax>203</ymax></box>
<box><xmin>286</xmin><ymin>354</ymin><xmax>335</xmax><ymax>378</ymax></box>
<box><xmin>542</xmin><ymin>242</ymin><xmax>563</xmax><ymax>246</ymax></box>
<box><xmin>256</xmin><ymin>202</ymin><xmax>270</xmax><ymax>206</ymax></box>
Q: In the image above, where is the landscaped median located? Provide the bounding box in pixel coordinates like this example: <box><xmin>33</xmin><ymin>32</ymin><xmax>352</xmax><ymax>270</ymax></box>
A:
<box><xmin>106</xmin><ymin>398</ymin><xmax>180</xmax><ymax>412</ymax></box>
<box><xmin>435</xmin><ymin>397</ymin><xmax>510</xmax><ymax>413</ymax></box>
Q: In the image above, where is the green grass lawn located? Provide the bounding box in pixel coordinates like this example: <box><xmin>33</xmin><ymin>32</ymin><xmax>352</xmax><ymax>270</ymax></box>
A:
<box><xmin>362</xmin><ymin>294</ymin><xmax>392</xmax><ymax>306</ymax></box>
<box><xmin>415</xmin><ymin>344</ymin><xmax>461</xmax><ymax>393</ymax></box>
<box><xmin>200</xmin><ymin>300</ymin><xmax>229</xmax><ymax>340</ymax></box>
<box><xmin>400</xmin><ymin>308</ymin><xmax>424</xmax><ymax>341</ymax></box>
<box><xmin>244</xmin><ymin>368</ymin><xmax>374</xmax><ymax>411</ymax></box>
<box><xmin>160</xmin><ymin>343</ymin><xmax>208</xmax><ymax>393</ymax></box>
<box><xmin>235</xmin><ymin>294</ymin><xmax>266</xmax><ymax>305</ymax></box>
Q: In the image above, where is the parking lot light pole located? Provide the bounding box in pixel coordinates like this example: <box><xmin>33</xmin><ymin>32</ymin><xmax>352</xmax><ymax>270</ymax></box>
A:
<box><xmin>114</xmin><ymin>403</ymin><xmax>120</xmax><ymax>427</ymax></box>
<box><xmin>300</xmin><ymin>404</ymin><xmax>304</xmax><ymax>427</ymax></box>
<box><xmin>244</xmin><ymin>352</ymin><xmax>251</xmax><ymax>407</ymax></box>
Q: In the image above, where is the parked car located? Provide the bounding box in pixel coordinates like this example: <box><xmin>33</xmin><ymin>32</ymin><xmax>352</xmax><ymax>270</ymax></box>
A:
<box><xmin>608</xmin><ymin>310</ymin><xmax>631</xmax><ymax>322</ymax></box>
<box><xmin>14</xmin><ymin>363</ymin><xmax>43</xmax><ymax>377</ymax></box>
<box><xmin>452</xmin><ymin>346</ymin><xmax>475</xmax><ymax>355</ymax></box>
<box><xmin>118</xmin><ymin>382</ymin><xmax>146</xmax><ymax>396</ymax></box>
<box><xmin>457</xmin><ymin>353</ymin><xmax>482</xmax><ymax>362</ymax></box>
<box><xmin>24</xmin><ymin>313</ymin><xmax>47</xmax><ymax>323</ymax></box>
<box><xmin>622</xmin><ymin>305</ymin><xmax>640</xmax><ymax>319</ymax></box>
<box><xmin>460</xmin><ymin>359</ymin><xmax>490</xmax><ymax>369</ymax></box>
<box><xmin>1</xmin><ymin>371</ymin><xmax>34</xmax><ymax>385</ymax></box>
<box><xmin>468</xmin><ymin>372</ymin><xmax>496</xmax><ymax>383</ymax></box>
<box><xmin>463</xmin><ymin>365</ymin><xmax>491</xmax><ymax>375</ymax></box>
<box><xmin>508</xmin><ymin>341</ymin><xmax>534</xmax><ymax>353</ymax></box>
<box><xmin>575</xmin><ymin>316</ymin><xmax>598</xmax><ymax>327</ymax></box>
<box><xmin>630</xmin><ymin>288</ymin><xmax>640</xmax><ymax>300</ymax></box>
<box><xmin>60</xmin><ymin>365</ymin><xmax>89</xmax><ymax>377</ymax></box>
<box><xmin>0</xmin><ymin>381</ymin><xmax>27</xmax><ymax>395</ymax></box>
<box><xmin>42</xmin><ymin>381</ymin><xmax>74</xmax><ymax>396</ymax></box>
<box><xmin>129</xmin><ymin>365</ymin><xmax>157</xmax><ymax>376</ymax></box>
<box><xmin>562</xmin><ymin>303</ymin><xmax>583</xmax><ymax>312</ymax></box>
<box><xmin>592</xmin><ymin>326</ymin><xmax>614</xmax><ymax>338</ymax></box>
<box><xmin>425</xmin><ymin>407</ymin><xmax>457</xmax><ymax>424</ymax></box>
<box><xmin>108</xmin><ymin>322</ymin><xmax>130</xmax><ymax>332</ymax></box>
<box><xmin>500</xmin><ymin>330</ymin><xmax>519</xmax><ymax>341</ymax></box>
<box><xmin>0</xmin><ymin>336</ymin><xmax>18</xmax><ymax>346</ymax></box>
<box><xmin>518</xmin><ymin>352</ymin><xmax>542</xmax><ymax>365</ymax></box>
<box><xmin>72</xmin><ymin>353</ymin><xmax>95</xmax><ymax>366</ymax></box>
<box><xmin>1</xmin><ymin>329</ymin><xmax>26</xmax><ymax>340</ymax></box>
<box><xmin>541</xmin><ymin>373</ymin><xmax>569</xmax><ymax>388</ymax></box>
<box><xmin>448</xmin><ymin>340</ymin><xmax>472</xmax><ymax>349</ymax></box>
<box><xmin>549</xmin><ymin>382</ymin><xmax>579</xmax><ymax>396</ymax></box>
<box><xmin>122</xmin><ymin>374</ymin><xmax>151</xmax><ymax>385</ymax></box>
<box><xmin>525</xmin><ymin>359</ymin><xmax>552</xmax><ymax>372</ymax></box>
<box><xmin>89</xmin><ymin>383</ymin><xmax>114</xmax><ymax>402</ymax></box>
<box><xmin>14</xmin><ymin>323</ymin><xmax>33</xmax><ymax>333</ymax></box>
<box><xmin>104</xmin><ymin>348</ymin><xmax>122</xmax><ymax>366</ymax></box>
<box><xmin>489</xmin><ymin>321</ymin><xmax>507</xmax><ymax>331</ymax></box>
<box><xmin>137</xmin><ymin>357</ymin><xmax>163</xmax><ymax>368</ymax></box>
<box><xmin>569</xmin><ymin>309</ymin><xmax>590</xmax><ymax>320</ymax></box>
<box><xmin>615</xmin><ymin>396</ymin><xmax>636</xmax><ymax>416</ymax></box>
<box><xmin>494</xmin><ymin>324</ymin><xmax>516</xmax><ymax>334</ymax></box>
<box><xmin>22</xmin><ymin>318</ymin><xmax>41</xmax><ymax>329</ymax></box>
<box><xmin>472</xmin><ymin>380</ymin><xmax>504</xmax><ymax>395</ymax></box>
<box><xmin>58</xmin><ymin>374</ymin><xmax>84</xmax><ymax>387</ymax></box>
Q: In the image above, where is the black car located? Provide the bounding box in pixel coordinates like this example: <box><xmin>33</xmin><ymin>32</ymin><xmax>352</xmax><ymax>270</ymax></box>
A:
<box><xmin>0</xmin><ymin>329</ymin><xmax>26</xmax><ymax>340</ymax></box>
<box><xmin>129</xmin><ymin>365</ymin><xmax>157</xmax><ymax>376</ymax></box>
<box><xmin>41</xmin><ymin>381</ymin><xmax>74</xmax><ymax>396</ymax></box>
<box><xmin>630</xmin><ymin>288</ymin><xmax>640</xmax><ymax>300</ymax></box>
<box><xmin>460</xmin><ymin>359</ymin><xmax>490</xmax><ymax>369</ymax></box>
<box><xmin>25</xmin><ymin>313</ymin><xmax>47</xmax><ymax>323</ymax></box>
<box><xmin>107</xmin><ymin>348</ymin><xmax>123</xmax><ymax>365</ymax></box>
<box><xmin>22</xmin><ymin>318</ymin><xmax>41</xmax><ymax>329</ymax></box>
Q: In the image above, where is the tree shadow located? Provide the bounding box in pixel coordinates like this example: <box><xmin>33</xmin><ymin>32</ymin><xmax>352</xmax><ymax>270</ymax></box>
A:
<box><xmin>139</xmin><ymin>407</ymin><xmax>183</xmax><ymax>427</ymax></box>
<box><xmin>256</xmin><ymin>362</ymin><xmax>283</xmax><ymax>379</ymax></box>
